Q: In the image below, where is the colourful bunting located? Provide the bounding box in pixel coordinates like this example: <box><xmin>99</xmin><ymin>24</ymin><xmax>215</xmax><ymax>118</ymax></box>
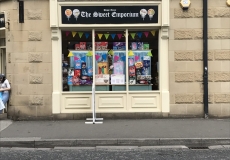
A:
<box><xmin>86</xmin><ymin>51</ymin><xmax>93</xmax><ymax>57</ymax></box>
<box><xmin>66</xmin><ymin>31</ymin><xmax>70</xmax><ymax>37</ymax></box>
<box><xmin>74</xmin><ymin>56</ymin><xmax>79</xmax><ymax>60</ymax></box>
<box><xmin>72</xmin><ymin>31</ymin><xmax>77</xmax><ymax>37</ymax></box>
<box><xmin>78</xmin><ymin>32</ymin><xmax>83</xmax><ymax>38</ymax></box>
<box><xmin>123</xmin><ymin>33</ymin><xmax>126</xmax><ymax>37</ymax></box>
<box><xmin>102</xmin><ymin>54</ymin><xmax>107</xmax><ymax>60</ymax></box>
<box><xmin>143</xmin><ymin>31</ymin><xmax>149</xmax><ymax>38</ymax></box>
<box><xmin>151</xmin><ymin>30</ymin><xmax>155</xmax><ymax>36</ymax></box>
<box><xmin>117</xmin><ymin>34</ymin><xmax>122</xmax><ymax>40</ymax></box>
<box><xmin>128</xmin><ymin>50</ymin><xmax>134</xmax><ymax>56</ymax></box>
<box><xmin>137</xmin><ymin>32</ymin><xmax>142</xmax><ymax>38</ymax></box>
<box><xmin>95</xmin><ymin>54</ymin><xmax>100</xmax><ymax>61</ymax></box>
<box><xmin>104</xmin><ymin>34</ymin><xmax>110</xmax><ymax>39</ymax></box>
<box><xmin>114</xmin><ymin>55</ymin><xmax>119</xmax><ymax>61</ymax></box>
<box><xmin>81</xmin><ymin>56</ymin><xmax>86</xmax><ymax>62</ymax></box>
<box><xmin>85</xmin><ymin>32</ymin><xmax>90</xmax><ymax>39</ymax></box>
<box><xmin>98</xmin><ymin>34</ymin><xmax>103</xmax><ymax>40</ymax></box>
<box><xmin>110</xmin><ymin>34</ymin><xmax>116</xmax><ymax>39</ymax></box>
<box><xmin>108</xmin><ymin>49</ymin><xmax>114</xmax><ymax>55</ymax></box>
<box><xmin>121</xmin><ymin>56</ymin><xmax>126</xmax><ymax>61</ymax></box>
<box><xmin>67</xmin><ymin>51</ymin><xmax>74</xmax><ymax>57</ymax></box>
<box><xmin>147</xmin><ymin>51</ymin><xmax>153</xmax><ymax>57</ymax></box>
<box><xmin>135</xmin><ymin>55</ymin><xmax>139</xmax><ymax>61</ymax></box>
<box><xmin>130</xmin><ymin>33</ymin><xmax>136</xmax><ymax>39</ymax></box>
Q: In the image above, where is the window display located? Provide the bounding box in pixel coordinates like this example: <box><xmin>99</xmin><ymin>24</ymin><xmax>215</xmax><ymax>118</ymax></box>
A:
<box><xmin>62</xmin><ymin>30</ymin><xmax>159</xmax><ymax>92</ymax></box>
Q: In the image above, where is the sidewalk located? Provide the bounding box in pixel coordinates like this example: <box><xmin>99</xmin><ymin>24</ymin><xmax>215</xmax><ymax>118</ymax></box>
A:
<box><xmin>0</xmin><ymin>118</ymin><xmax>230</xmax><ymax>148</ymax></box>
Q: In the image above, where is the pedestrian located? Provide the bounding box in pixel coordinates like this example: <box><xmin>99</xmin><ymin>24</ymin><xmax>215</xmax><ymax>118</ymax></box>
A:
<box><xmin>0</xmin><ymin>74</ymin><xmax>11</xmax><ymax>114</ymax></box>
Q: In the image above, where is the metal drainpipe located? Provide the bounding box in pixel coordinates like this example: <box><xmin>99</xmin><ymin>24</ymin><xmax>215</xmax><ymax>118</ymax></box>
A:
<box><xmin>203</xmin><ymin>0</ymin><xmax>208</xmax><ymax>119</ymax></box>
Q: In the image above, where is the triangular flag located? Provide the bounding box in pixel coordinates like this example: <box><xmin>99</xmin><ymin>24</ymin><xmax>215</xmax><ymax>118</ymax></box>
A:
<box><xmin>123</xmin><ymin>33</ymin><xmax>126</xmax><ymax>37</ymax></box>
<box><xmin>143</xmin><ymin>31</ymin><xmax>149</xmax><ymax>38</ymax></box>
<box><xmin>67</xmin><ymin>51</ymin><xmax>74</xmax><ymax>57</ymax></box>
<box><xmin>72</xmin><ymin>31</ymin><xmax>77</xmax><ymax>37</ymax></box>
<box><xmin>104</xmin><ymin>34</ymin><xmax>109</xmax><ymax>40</ymax></box>
<box><xmin>85</xmin><ymin>32</ymin><xmax>90</xmax><ymax>39</ymax></box>
<box><xmin>117</xmin><ymin>34</ymin><xmax>122</xmax><ymax>40</ymax></box>
<box><xmin>130</xmin><ymin>33</ymin><xmax>136</xmax><ymax>39</ymax></box>
<box><xmin>78</xmin><ymin>32</ymin><xmax>83</xmax><ymax>38</ymax></box>
<box><xmin>66</xmin><ymin>31</ymin><xmax>70</xmax><ymax>37</ymax></box>
<box><xmin>147</xmin><ymin>51</ymin><xmax>152</xmax><ymax>57</ymax></box>
<box><xmin>110</xmin><ymin>33</ymin><xmax>116</xmax><ymax>39</ymax></box>
<box><xmin>98</xmin><ymin>34</ymin><xmax>103</xmax><ymax>40</ymax></box>
<box><xmin>137</xmin><ymin>32</ymin><xmax>142</xmax><ymax>38</ymax></box>
<box><xmin>151</xmin><ymin>30</ymin><xmax>155</xmax><ymax>36</ymax></box>
<box><xmin>86</xmin><ymin>51</ymin><xmax>93</xmax><ymax>57</ymax></box>
<box><xmin>108</xmin><ymin>49</ymin><xmax>114</xmax><ymax>55</ymax></box>
<box><xmin>128</xmin><ymin>50</ymin><xmax>134</xmax><ymax>56</ymax></box>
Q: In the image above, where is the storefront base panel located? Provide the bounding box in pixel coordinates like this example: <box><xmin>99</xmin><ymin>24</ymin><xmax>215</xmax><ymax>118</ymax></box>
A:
<box><xmin>61</xmin><ymin>92</ymin><xmax>161</xmax><ymax>113</ymax></box>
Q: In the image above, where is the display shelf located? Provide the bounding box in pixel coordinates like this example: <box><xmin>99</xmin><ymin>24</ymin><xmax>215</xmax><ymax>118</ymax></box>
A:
<box><xmin>69</xmin><ymin>85</ymin><xmax>92</xmax><ymax>91</ymax></box>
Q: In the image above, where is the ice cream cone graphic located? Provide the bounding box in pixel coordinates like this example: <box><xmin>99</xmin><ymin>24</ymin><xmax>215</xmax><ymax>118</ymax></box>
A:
<box><xmin>65</xmin><ymin>9</ymin><xmax>72</xmax><ymax>21</ymax></box>
<box><xmin>73</xmin><ymin>9</ymin><xmax>80</xmax><ymax>21</ymax></box>
<box><xmin>148</xmin><ymin>9</ymin><xmax>155</xmax><ymax>20</ymax></box>
<box><xmin>140</xmin><ymin>9</ymin><xmax>147</xmax><ymax>21</ymax></box>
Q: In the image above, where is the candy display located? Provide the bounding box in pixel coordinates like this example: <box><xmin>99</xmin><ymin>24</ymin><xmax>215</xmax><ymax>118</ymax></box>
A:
<box><xmin>95</xmin><ymin>74</ymin><xmax>110</xmax><ymax>85</ymax></box>
<box><xmin>113</xmin><ymin>42</ymin><xmax>126</xmax><ymax>50</ymax></box>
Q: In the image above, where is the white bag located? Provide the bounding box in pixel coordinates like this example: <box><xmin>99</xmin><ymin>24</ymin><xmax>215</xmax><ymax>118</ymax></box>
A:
<box><xmin>0</xmin><ymin>100</ymin><xmax>5</xmax><ymax>110</ymax></box>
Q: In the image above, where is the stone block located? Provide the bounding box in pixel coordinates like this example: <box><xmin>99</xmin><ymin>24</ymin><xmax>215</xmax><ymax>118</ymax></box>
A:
<box><xmin>194</xmin><ymin>72</ymin><xmax>214</xmax><ymax>82</ymax></box>
<box><xmin>195</xmin><ymin>94</ymin><xmax>214</xmax><ymax>104</ymax></box>
<box><xmin>36</xmin><ymin>104</ymin><xmax>52</xmax><ymax>117</ymax></box>
<box><xmin>170</xmin><ymin>94</ymin><xmax>175</xmax><ymax>104</ymax></box>
<box><xmin>208</xmin><ymin>8</ymin><xmax>216</xmax><ymax>18</ymax></box>
<box><xmin>193</xmin><ymin>30</ymin><xmax>203</xmax><ymax>39</ymax></box>
<box><xmin>14</xmin><ymin>105</ymin><xmax>37</xmax><ymax>117</ymax></box>
<box><xmin>175</xmin><ymin>73</ymin><xmax>194</xmax><ymax>82</ymax></box>
<box><xmin>221</xmin><ymin>105</ymin><xmax>230</xmax><ymax>116</ymax></box>
<box><xmin>213</xmin><ymin>29</ymin><xmax>230</xmax><ymax>39</ymax></box>
<box><xmin>174</xmin><ymin>30</ymin><xmax>193</xmax><ymax>40</ymax></box>
<box><xmin>29</xmin><ymin>96</ymin><xmax>43</xmax><ymax>105</ymax></box>
<box><xmin>29</xmin><ymin>74</ymin><xmax>43</xmax><ymax>84</ymax></box>
<box><xmin>170</xmin><ymin>104</ymin><xmax>187</xmax><ymax>114</ymax></box>
<box><xmin>174</xmin><ymin>51</ymin><xmax>194</xmax><ymax>61</ymax></box>
<box><xmin>27</xmin><ymin>9</ymin><xmax>42</xmax><ymax>20</ymax></box>
<box><xmin>169</xmin><ymin>62</ymin><xmax>187</xmax><ymax>72</ymax></box>
<box><xmin>214</xmin><ymin>94</ymin><xmax>230</xmax><ymax>103</ymax></box>
<box><xmin>28</xmin><ymin>53</ymin><xmax>43</xmax><ymax>62</ymax></box>
<box><xmin>214</xmin><ymin>72</ymin><xmax>230</xmax><ymax>82</ymax></box>
<box><xmin>28</xmin><ymin>31</ymin><xmax>42</xmax><ymax>41</ymax></box>
<box><xmin>186</xmin><ymin>104</ymin><xmax>203</xmax><ymax>115</ymax></box>
<box><xmin>209</xmin><ymin>104</ymin><xmax>221</xmax><ymax>117</ymax></box>
<box><xmin>175</xmin><ymin>94</ymin><xmax>194</xmax><ymax>104</ymax></box>
<box><xmin>194</xmin><ymin>8</ymin><xmax>203</xmax><ymax>18</ymax></box>
<box><xmin>174</xmin><ymin>8</ymin><xmax>194</xmax><ymax>18</ymax></box>
<box><xmin>215</xmin><ymin>8</ymin><xmax>230</xmax><ymax>17</ymax></box>
<box><xmin>214</xmin><ymin>50</ymin><xmax>230</xmax><ymax>60</ymax></box>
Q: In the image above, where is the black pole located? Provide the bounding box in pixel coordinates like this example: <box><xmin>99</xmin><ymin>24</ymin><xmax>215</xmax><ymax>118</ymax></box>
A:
<box><xmin>203</xmin><ymin>0</ymin><xmax>208</xmax><ymax>119</ymax></box>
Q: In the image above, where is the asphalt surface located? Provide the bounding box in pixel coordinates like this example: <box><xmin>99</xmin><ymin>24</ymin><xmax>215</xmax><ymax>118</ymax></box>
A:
<box><xmin>0</xmin><ymin>119</ymin><xmax>230</xmax><ymax>148</ymax></box>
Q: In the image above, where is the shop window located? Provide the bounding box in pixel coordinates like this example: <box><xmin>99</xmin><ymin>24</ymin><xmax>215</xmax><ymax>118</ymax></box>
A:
<box><xmin>95</xmin><ymin>30</ymin><xmax>126</xmax><ymax>91</ymax></box>
<box><xmin>128</xmin><ymin>30</ymin><xmax>159</xmax><ymax>90</ymax></box>
<box><xmin>62</xmin><ymin>31</ymin><xmax>93</xmax><ymax>91</ymax></box>
<box><xmin>62</xmin><ymin>30</ymin><xmax>159</xmax><ymax>92</ymax></box>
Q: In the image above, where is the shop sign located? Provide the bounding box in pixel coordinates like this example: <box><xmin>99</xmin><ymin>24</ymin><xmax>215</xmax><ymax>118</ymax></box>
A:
<box><xmin>61</xmin><ymin>6</ymin><xmax>158</xmax><ymax>24</ymax></box>
<box><xmin>0</xmin><ymin>13</ymin><xmax>5</xmax><ymax>28</ymax></box>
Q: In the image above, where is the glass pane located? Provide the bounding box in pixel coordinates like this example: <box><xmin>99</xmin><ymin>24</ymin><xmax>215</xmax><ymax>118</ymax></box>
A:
<box><xmin>62</xmin><ymin>30</ymin><xmax>93</xmax><ymax>91</ymax></box>
<box><xmin>128</xmin><ymin>30</ymin><xmax>159</xmax><ymax>91</ymax></box>
<box><xmin>95</xmin><ymin>30</ymin><xmax>126</xmax><ymax>91</ymax></box>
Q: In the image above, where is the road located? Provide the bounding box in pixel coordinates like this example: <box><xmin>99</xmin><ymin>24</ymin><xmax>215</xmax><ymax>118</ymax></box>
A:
<box><xmin>0</xmin><ymin>147</ymin><xmax>230</xmax><ymax>160</ymax></box>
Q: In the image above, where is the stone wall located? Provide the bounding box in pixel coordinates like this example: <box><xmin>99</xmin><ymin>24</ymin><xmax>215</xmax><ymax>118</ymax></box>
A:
<box><xmin>2</xmin><ymin>0</ymin><xmax>52</xmax><ymax>120</ymax></box>
<box><xmin>169</xmin><ymin>0</ymin><xmax>230</xmax><ymax>117</ymax></box>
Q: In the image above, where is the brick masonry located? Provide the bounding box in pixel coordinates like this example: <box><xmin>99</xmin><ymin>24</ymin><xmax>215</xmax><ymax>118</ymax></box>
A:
<box><xmin>170</xmin><ymin>1</ymin><xmax>230</xmax><ymax>117</ymax></box>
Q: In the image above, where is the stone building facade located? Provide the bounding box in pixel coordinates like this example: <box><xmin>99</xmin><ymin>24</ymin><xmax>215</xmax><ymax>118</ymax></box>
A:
<box><xmin>0</xmin><ymin>0</ymin><xmax>229</xmax><ymax>120</ymax></box>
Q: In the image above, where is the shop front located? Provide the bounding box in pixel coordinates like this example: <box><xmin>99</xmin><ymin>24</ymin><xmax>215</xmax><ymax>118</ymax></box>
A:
<box><xmin>50</xmin><ymin>1</ymin><xmax>170</xmax><ymax>115</ymax></box>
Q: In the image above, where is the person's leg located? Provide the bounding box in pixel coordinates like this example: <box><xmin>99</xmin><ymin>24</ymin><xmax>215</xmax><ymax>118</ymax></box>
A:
<box><xmin>2</xmin><ymin>92</ymin><xmax>9</xmax><ymax>106</ymax></box>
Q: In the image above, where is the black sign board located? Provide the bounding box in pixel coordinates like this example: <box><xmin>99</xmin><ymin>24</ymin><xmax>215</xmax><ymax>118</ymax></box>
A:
<box><xmin>0</xmin><ymin>13</ymin><xmax>5</xmax><ymax>28</ymax></box>
<box><xmin>61</xmin><ymin>6</ymin><xmax>158</xmax><ymax>24</ymax></box>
